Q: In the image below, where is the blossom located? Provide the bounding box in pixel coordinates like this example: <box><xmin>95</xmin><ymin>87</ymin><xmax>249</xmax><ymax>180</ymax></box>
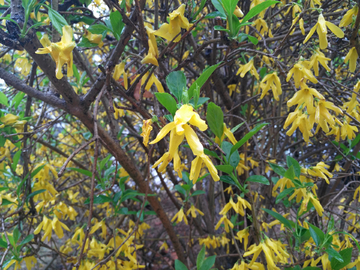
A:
<box><xmin>215</xmin><ymin>123</ymin><xmax>237</xmax><ymax>145</ymax></box>
<box><xmin>190</xmin><ymin>152</ymin><xmax>220</xmax><ymax>182</ymax></box>
<box><xmin>215</xmin><ymin>215</ymin><xmax>234</xmax><ymax>233</ymax></box>
<box><xmin>341</xmin><ymin>120</ymin><xmax>358</xmax><ymax>140</ymax></box>
<box><xmin>236</xmin><ymin>228</ymin><xmax>249</xmax><ymax>250</ymax></box>
<box><xmin>339</xmin><ymin>6</ymin><xmax>358</xmax><ymax>27</ymax></box>
<box><xmin>36</xmin><ymin>25</ymin><xmax>76</xmax><ymax>79</ymax></box>
<box><xmin>259</xmin><ymin>72</ymin><xmax>282</xmax><ymax>101</ymax></box>
<box><xmin>287</xmin><ymin>82</ymin><xmax>324</xmax><ymax>114</ymax></box>
<box><xmin>154</xmin><ymin>4</ymin><xmax>191</xmax><ymax>42</ymax></box>
<box><xmin>83</xmin><ymin>29</ymin><xmax>103</xmax><ymax>48</ymax></box>
<box><xmin>309</xmin><ymin>48</ymin><xmax>331</xmax><ymax>76</ymax></box>
<box><xmin>315</xmin><ymin>100</ymin><xmax>342</xmax><ymax>133</ymax></box>
<box><xmin>171</xmin><ymin>207</ymin><xmax>188</xmax><ymax>225</ymax></box>
<box><xmin>344</xmin><ymin>47</ymin><xmax>359</xmax><ymax>73</ymax></box>
<box><xmin>24</xmin><ymin>256</ymin><xmax>37</xmax><ymax>270</ymax></box>
<box><xmin>113</xmin><ymin>62</ymin><xmax>128</xmax><ymax>89</ymax></box>
<box><xmin>141</xmin><ymin>24</ymin><xmax>159</xmax><ymax>66</ymax></box>
<box><xmin>34</xmin><ymin>216</ymin><xmax>53</xmax><ymax>241</ymax></box>
<box><xmin>284</xmin><ymin>109</ymin><xmax>313</xmax><ymax>142</ymax></box>
<box><xmin>303</xmin><ymin>14</ymin><xmax>344</xmax><ymax>50</ymax></box>
<box><xmin>286</xmin><ymin>62</ymin><xmax>318</xmax><ymax>88</ymax></box>
<box><xmin>237</xmin><ymin>59</ymin><xmax>259</xmax><ymax>80</ymax></box>
<box><xmin>186</xmin><ymin>204</ymin><xmax>204</xmax><ymax>218</ymax></box>
<box><xmin>305</xmin><ymin>162</ymin><xmax>333</xmax><ymax>184</ymax></box>
<box><xmin>3</xmin><ymin>259</ymin><xmax>21</xmax><ymax>270</ymax></box>
<box><xmin>141</xmin><ymin>72</ymin><xmax>164</xmax><ymax>93</ymax></box>
<box><xmin>51</xmin><ymin>216</ymin><xmax>70</xmax><ymax>239</ymax></box>
<box><xmin>141</xmin><ymin>119</ymin><xmax>153</xmax><ymax>147</ymax></box>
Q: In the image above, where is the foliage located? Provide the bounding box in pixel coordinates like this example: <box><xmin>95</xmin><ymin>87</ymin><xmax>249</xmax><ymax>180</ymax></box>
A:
<box><xmin>1</xmin><ymin>0</ymin><xmax>360</xmax><ymax>269</ymax></box>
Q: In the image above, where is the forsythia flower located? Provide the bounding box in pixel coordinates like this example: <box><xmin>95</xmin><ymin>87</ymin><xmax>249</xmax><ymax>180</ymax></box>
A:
<box><xmin>171</xmin><ymin>207</ymin><xmax>188</xmax><ymax>225</ymax></box>
<box><xmin>237</xmin><ymin>58</ymin><xmax>259</xmax><ymax>80</ymax></box>
<box><xmin>344</xmin><ymin>47</ymin><xmax>359</xmax><ymax>73</ymax></box>
<box><xmin>113</xmin><ymin>62</ymin><xmax>128</xmax><ymax>89</ymax></box>
<box><xmin>287</xmin><ymin>82</ymin><xmax>324</xmax><ymax>114</ymax></box>
<box><xmin>141</xmin><ymin>24</ymin><xmax>159</xmax><ymax>66</ymax></box>
<box><xmin>236</xmin><ymin>228</ymin><xmax>249</xmax><ymax>250</ymax></box>
<box><xmin>303</xmin><ymin>14</ymin><xmax>344</xmax><ymax>50</ymax></box>
<box><xmin>286</xmin><ymin>62</ymin><xmax>318</xmax><ymax>88</ymax></box>
<box><xmin>186</xmin><ymin>204</ymin><xmax>204</xmax><ymax>218</ymax></box>
<box><xmin>36</xmin><ymin>25</ymin><xmax>76</xmax><ymax>79</ymax></box>
<box><xmin>215</xmin><ymin>215</ymin><xmax>234</xmax><ymax>233</ymax></box>
<box><xmin>83</xmin><ymin>29</ymin><xmax>103</xmax><ymax>48</ymax></box>
<box><xmin>154</xmin><ymin>4</ymin><xmax>191</xmax><ymax>42</ymax></box>
<box><xmin>309</xmin><ymin>48</ymin><xmax>331</xmax><ymax>76</ymax></box>
<box><xmin>259</xmin><ymin>72</ymin><xmax>282</xmax><ymax>101</ymax></box>
<box><xmin>339</xmin><ymin>6</ymin><xmax>358</xmax><ymax>27</ymax></box>
<box><xmin>141</xmin><ymin>119</ymin><xmax>153</xmax><ymax>147</ymax></box>
<box><xmin>190</xmin><ymin>152</ymin><xmax>220</xmax><ymax>182</ymax></box>
<box><xmin>141</xmin><ymin>72</ymin><xmax>164</xmax><ymax>93</ymax></box>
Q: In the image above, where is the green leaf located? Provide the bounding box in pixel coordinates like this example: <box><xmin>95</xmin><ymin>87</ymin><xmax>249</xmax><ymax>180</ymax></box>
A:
<box><xmin>206</xmin><ymin>102</ymin><xmax>224</xmax><ymax>139</ymax></box>
<box><xmin>191</xmin><ymin>0</ymin><xmax>207</xmax><ymax>20</ymax></box>
<box><xmin>166</xmin><ymin>71</ymin><xmax>187</xmax><ymax>101</ymax></box>
<box><xmin>47</xmin><ymin>7</ymin><xmax>68</xmax><ymax>34</ymax></box>
<box><xmin>0</xmin><ymin>91</ymin><xmax>9</xmax><ymax>106</ymax></box>
<box><xmin>211</xmin><ymin>0</ymin><xmax>226</xmax><ymax>17</ymax></box>
<box><xmin>214</xmin><ymin>25</ymin><xmax>230</xmax><ymax>32</ymax></box>
<box><xmin>99</xmin><ymin>154</ymin><xmax>112</xmax><ymax>171</ymax></box>
<box><xmin>220</xmin><ymin>175</ymin><xmax>237</xmax><ymax>186</ymax></box>
<box><xmin>245</xmin><ymin>175</ymin><xmax>269</xmax><ymax>185</ymax></box>
<box><xmin>77</xmin><ymin>37</ymin><xmax>99</xmax><ymax>48</ymax></box>
<box><xmin>286</xmin><ymin>156</ymin><xmax>301</xmax><ymax>178</ymax></box>
<box><xmin>276</xmin><ymin>187</ymin><xmax>295</xmax><ymax>204</ymax></box>
<box><xmin>13</xmin><ymin>227</ymin><xmax>20</xmax><ymax>244</ymax></box>
<box><xmin>87</xmin><ymin>24</ymin><xmax>110</xmax><ymax>35</ymax></box>
<box><xmin>269</xmin><ymin>163</ymin><xmax>286</xmax><ymax>176</ymax></box>
<box><xmin>31</xmin><ymin>164</ymin><xmax>46</xmax><ymax>178</ymax></box>
<box><xmin>154</xmin><ymin>93</ymin><xmax>177</xmax><ymax>116</ymax></box>
<box><xmin>246</xmin><ymin>34</ymin><xmax>259</xmax><ymax>45</ymax></box>
<box><xmin>230</xmin><ymin>123</ymin><xmax>268</xmax><ymax>156</ymax></box>
<box><xmin>199</xmin><ymin>255</ymin><xmax>216</xmax><ymax>270</ymax></box>
<box><xmin>19</xmin><ymin>234</ymin><xmax>34</xmax><ymax>246</ymax></box>
<box><xmin>175</xmin><ymin>185</ymin><xmax>187</xmax><ymax>196</ymax></box>
<box><xmin>262</xmin><ymin>208</ymin><xmax>292</xmax><ymax>229</ymax></box>
<box><xmin>221</xmin><ymin>141</ymin><xmax>239</xmax><ymax>168</ymax></box>
<box><xmin>109</xmin><ymin>10</ymin><xmax>123</xmax><ymax>40</ymax></box>
<box><xmin>12</xmin><ymin>92</ymin><xmax>25</xmax><ymax>109</ymax></box>
<box><xmin>326</xmin><ymin>247</ymin><xmax>343</xmax><ymax>263</ymax></box>
<box><xmin>175</xmin><ymin>260</ymin><xmax>188</xmax><ymax>270</ymax></box>
<box><xmin>191</xmin><ymin>190</ymin><xmax>206</xmax><ymax>197</ymax></box>
<box><xmin>205</xmin><ymin>11</ymin><xmax>225</xmax><ymax>19</ymax></box>
<box><xmin>331</xmin><ymin>248</ymin><xmax>353</xmax><ymax>270</ymax></box>
<box><xmin>11</xmin><ymin>150</ymin><xmax>22</xmax><ymax>171</ymax></box>
<box><xmin>327</xmin><ymin>215</ymin><xmax>335</xmax><ymax>232</ymax></box>
<box><xmin>26</xmin><ymin>189</ymin><xmax>46</xmax><ymax>201</ymax></box>
<box><xmin>69</xmin><ymin>168</ymin><xmax>93</xmax><ymax>177</ymax></box>
<box><xmin>230</xmin><ymin>122</ymin><xmax>244</xmax><ymax>133</ymax></box>
<box><xmin>215</xmin><ymin>165</ymin><xmax>233</xmax><ymax>174</ymax></box>
<box><xmin>222</xmin><ymin>0</ymin><xmax>238</xmax><ymax>17</ymax></box>
<box><xmin>0</xmin><ymin>238</ymin><xmax>7</xmax><ymax>248</ymax></box>
<box><xmin>241</xmin><ymin>1</ymin><xmax>279</xmax><ymax>24</ymax></box>
<box><xmin>189</xmin><ymin>97</ymin><xmax>209</xmax><ymax>108</ymax></box>
<box><xmin>284</xmin><ymin>166</ymin><xmax>295</xmax><ymax>181</ymax></box>
<box><xmin>307</xmin><ymin>222</ymin><xmax>325</xmax><ymax>246</ymax></box>
<box><xmin>197</xmin><ymin>245</ymin><xmax>206</xmax><ymax>269</ymax></box>
<box><xmin>189</xmin><ymin>63</ymin><xmax>221</xmax><ymax>98</ymax></box>
<box><xmin>85</xmin><ymin>195</ymin><xmax>113</xmax><ymax>204</ymax></box>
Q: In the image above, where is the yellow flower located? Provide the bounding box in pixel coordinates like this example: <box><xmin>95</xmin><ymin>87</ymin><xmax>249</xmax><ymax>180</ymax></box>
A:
<box><xmin>190</xmin><ymin>152</ymin><xmax>219</xmax><ymax>182</ymax></box>
<box><xmin>259</xmin><ymin>72</ymin><xmax>282</xmax><ymax>101</ymax></box>
<box><xmin>141</xmin><ymin>119</ymin><xmax>153</xmax><ymax>147</ymax></box>
<box><xmin>341</xmin><ymin>120</ymin><xmax>358</xmax><ymax>140</ymax></box>
<box><xmin>284</xmin><ymin>109</ymin><xmax>313</xmax><ymax>142</ymax></box>
<box><xmin>113</xmin><ymin>62</ymin><xmax>128</xmax><ymax>89</ymax></box>
<box><xmin>36</xmin><ymin>25</ymin><xmax>76</xmax><ymax>79</ymax></box>
<box><xmin>309</xmin><ymin>48</ymin><xmax>331</xmax><ymax>76</ymax></box>
<box><xmin>141</xmin><ymin>72</ymin><xmax>164</xmax><ymax>93</ymax></box>
<box><xmin>236</xmin><ymin>228</ymin><xmax>249</xmax><ymax>250</ymax></box>
<box><xmin>186</xmin><ymin>204</ymin><xmax>204</xmax><ymax>218</ymax></box>
<box><xmin>215</xmin><ymin>123</ymin><xmax>237</xmax><ymax>145</ymax></box>
<box><xmin>24</xmin><ymin>256</ymin><xmax>37</xmax><ymax>270</ymax></box>
<box><xmin>34</xmin><ymin>216</ymin><xmax>53</xmax><ymax>241</ymax></box>
<box><xmin>339</xmin><ymin>6</ymin><xmax>358</xmax><ymax>27</ymax></box>
<box><xmin>113</xmin><ymin>103</ymin><xmax>125</xmax><ymax>119</ymax></box>
<box><xmin>303</xmin><ymin>14</ymin><xmax>344</xmax><ymax>50</ymax></box>
<box><xmin>237</xmin><ymin>58</ymin><xmax>259</xmax><ymax>80</ymax></box>
<box><xmin>315</xmin><ymin>100</ymin><xmax>342</xmax><ymax>133</ymax></box>
<box><xmin>253</xmin><ymin>18</ymin><xmax>273</xmax><ymax>38</ymax></box>
<box><xmin>344</xmin><ymin>47</ymin><xmax>359</xmax><ymax>73</ymax></box>
<box><xmin>84</xmin><ymin>29</ymin><xmax>103</xmax><ymax>48</ymax></box>
<box><xmin>0</xmin><ymin>114</ymin><xmax>19</xmax><ymax>125</ymax></box>
<box><xmin>286</xmin><ymin>62</ymin><xmax>318</xmax><ymax>88</ymax></box>
<box><xmin>154</xmin><ymin>4</ymin><xmax>191</xmax><ymax>42</ymax></box>
<box><xmin>171</xmin><ymin>207</ymin><xmax>188</xmax><ymax>225</ymax></box>
<box><xmin>52</xmin><ymin>216</ymin><xmax>70</xmax><ymax>239</ymax></box>
<box><xmin>141</xmin><ymin>24</ymin><xmax>159</xmax><ymax>66</ymax></box>
<box><xmin>287</xmin><ymin>82</ymin><xmax>324</xmax><ymax>114</ymax></box>
<box><xmin>234</xmin><ymin>5</ymin><xmax>244</xmax><ymax>17</ymax></box>
<box><xmin>215</xmin><ymin>215</ymin><xmax>234</xmax><ymax>233</ymax></box>
<box><xmin>306</xmin><ymin>162</ymin><xmax>333</xmax><ymax>184</ymax></box>
<box><xmin>4</xmin><ymin>259</ymin><xmax>21</xmax><ymax>270</ymax></box>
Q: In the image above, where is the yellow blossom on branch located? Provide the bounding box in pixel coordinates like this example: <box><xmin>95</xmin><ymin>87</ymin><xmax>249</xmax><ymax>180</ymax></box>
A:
<box><xmin>339</xmin><ymin>6</ymin><xmax>358</xmax><ymax>27</ymax></box>
<box><xmin>36</xmin><ymin>25</ymin><xmax>76</xmax><ymax>80</ymax></box>
<box><xmin>141</xmin><ymin>24</ymin><xmax>159</xmax><ymax>66</ymax></box>
<box><xmin>140</xmin><ymin>119</ymin><xmax>153</xmax><ymax>147</ymax></box>
<box><xmin>171</xmin><ymin>207</ymin><xmax>188</xmax><ymax>225</ymax></box>
<box><xmin>186</xmin><ymin>204</ymin><xmax>204</xmax><ymax>218</ymax></box>
<box><xmin>259</xmin><ymin>72</ymin><xmax>282</xmax><ymax>101</ymax></box>
<box><xmin>303</xmin><ymin>14</ymin><xmax>344</xmax><ymax>50</ymax></box>
<box><xmin>344</xmin><ymin>47</ymin><xmax>359</xmax><ymax>73</ymax></box>
<box><xmin>237</xmin><ymin>58</ymin><xmax>259</xmax><ymax>80</ymax></box>
<box><xmin>83</xmin><ymin>29</ymin><xmax>103</xmax><ymax>48</ymax></box>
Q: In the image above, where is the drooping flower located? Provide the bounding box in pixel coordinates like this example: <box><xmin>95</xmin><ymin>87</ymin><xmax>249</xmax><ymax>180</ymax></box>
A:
<box><xmin>36</xmin><ymin>25</ymin><xmax>76</xmax><ymax>79</ymax></box>
<box><xmin>309</xmin><ymin>48</ymin><xmax>331</xmax><ymax>76</ymax></box>
<box><xmin>154</xmin><ymin>4</ymin><xmax>191</xmax><ymax>42</ymax></box>
<box><xmin>141</xmin><ymin>119</ymin><xmax>153</xmax><ymax>147</ymax></box>
<box><xmin>237</xmin><ymin>58</ymin><xmax>259</xmax><ymax>80</ymax></box>
<box><xmin>186</xmin><ymin>204</ymin><xmax>204</xmax><ymax>218</ymax></box>
<box><xmin>339</xmin><ymin>6</ymin><xmax>358</xmax><ymax>27</ymax></box>
<box><xmin>215</xmin><ymin>215</ymin><xmax>234</xmax><ymax>233</ymax></box>
<box><xmin>141</xmin><ymin>24</ymin><xmax>159</xmax><ymax>66</ymax></box>
<box><xmin>259</xmin><ymin>72</ymin><xmax>282</xmax><ymax>101</ymax></box>
<box><xmin>286</xmin><ymin>61</ymin><xmax>318</xmax><ymax>88</ymax></box>
<box><xmin>171</xmin><ymin>207</ymin><xmax>188</xmax><ymax>225</ymax></box>
<box><xmin>303</xmin><ymin>14</ymin><xmax>344</xmax><ymax>50</ymax></box>
<box><xmin>83</xmin><ymin>29</ymin><xmax>103</xmax><ymax>48</ymax></box>
<box><xmin>113</xmin><ymin>62</ymin><xmax>128</xmax><ymax>89</ymax></box>
<box><xmin>190</xmin><ymin>152</ymin><xmax>220</xmax><ymax>182</ymax></box>
<box><xmin>287</xmin><ymin>82</ymin><xmax>324</xmax><ymax>114</ymax></box>
<box><xmin>344</xmin><ymin>47</ymin><xmax>359</xmax><ymax>73</ymax></box>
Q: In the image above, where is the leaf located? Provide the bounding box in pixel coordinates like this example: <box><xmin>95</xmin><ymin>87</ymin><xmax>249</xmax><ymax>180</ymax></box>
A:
<box><xmin>222</xmin><ymin>0</ymin><xmax>238</xmax><ymax>17</ymax></box>
<box><xmin>241</xmin><ymin>1</ymin><xmax>279</xmax><ymax>24</ymax></box>
<box><xmin>307</xmin><ymin>222</ymin><xmax>325</xmax><ymax>246</ymax></box>
<box><xmin>77</xmin><ymin>37</ymin><xmax>99</xmax><ymax>48</ymax></box>
<box><xmin>26</xmin><ymin>189</ymin><xmax>46</xmax><ymax>201</ymax></box>
<box><xmin>99</xmin><ymin>154</ymin><xmax>112</xmax><ymax>171</ymax></box>
<box><xmin>269</xmin><ymin>163</ymin><xmax>286</xmax><ymax>176</ymax></box>
<box><xmin>69</xmin><ymin>168</ymin><xmax>93</xmax><ymax>177</ymax></box>
<box><xmin>175</xmin><ymin>260</ymin><xmax>188</xmax><ymax>270</ymax></box>
<box><xmin>188</xmin><ymin>62</ymin><xmax>222</xmax><ymax>100</ymax></box>
<box><xmin>245</xmin><ymin>175</ymin><xmax>269</xmax><ymax>185</ymax></box>
<box><xmin>327</xmin><ymin>215</ymin><xmax>335</xmax><ymax>232</ymax></box>
<box><xmin>166</xmin><ymin>71</ymin><xmax>187</xmax><ymax>101</ymax></box>
<box><xmin>214</xmin><ymin>25</ymin><xmax>230</xmax><ymax>32</ymax></box>
<box><xmin>109</xmin><ymin>10</ymin><xmax>123</xmax><ymax>40</ymax></box>
<box><xmin>0</xmin><ymin>91</ymin><xmax>9</xmax><ymax>106</ymax></box>
<box><xmin>284</xmin><ymin>166</ymin><xmax>295</xmax><ymax>181</ymax></box>
<box><xmin>211</xmin><ymin>0</ymin><xmax>226</xmax><ymax>17</ymax></box>
<box><xmin>47</xmin><ymin>7</ymin><xmax>68</xmax><ymax>34</ymax></box>
<box><xmin>0</xmin><ymin>238</ymin><xmax>7</xmax><ymax>248</ymax></box>
<box><xmin>205</xmin><ymin>11</ymin><xmax>225</xmax><ymax>19</ymax></box>
<box><xmin>197</xmin><ymin>245</ymin><xmax>206</xmax><ymax>269</ymax></box>
<box><xmin>191</xmin><ymin>0</ymin><xmax>207</xmax><ymax>20</ymax></box>
<box><xmin>191</xmin><ymin>190</ymin><xmax>206</xmax><ymax>197</ymax></box>
<box><xmin>230</xmin><ymin>122</ymin><xmax>244</xmax><ymax>133</ymax></box>
<box><xmin>331</xmin><ymin>248</ymin><xmax>353</xmax><ymax>270</ymax></box>
<box><xmin>175</xmin><ymin>185</ymin><xmax>187</xmax><ymax>196</ymax></box>
<box><xmin>215</xmin><ymin>165</ymin><xmax>233</xmax><ymax>174</ymax></box>
<box><xmin>154</xmin><ymin>93</ymin><xmax>178</xmax><ymax>116</ymax></box>
<box><xmin>262</xmin><ymin>208</ymin><xmax>292</xmax><ymax>229</ymax></box>
<box><xmin>87</xmin><ymin>24</ymin><xmax>110</xmax><ymax>35</ymax></box>
<box><xmin>221</xmin><ymin>141</ymin><xmax>240</xmax><ymax>168</ymax></box>
<box><xmin>286</xmin><ymin>156</ymin><xmax>301</xmax><ymax>178</ymax></box>
<box><xmin>326</xmin><ymin>247</ymin><xmax>343</xmax><ymax>263</ymax></box>
<box><xmin>246</xmin><ymin>34</ymin><xmax>259</xmax><ymax>45</ymax></box>
<box><xmin>19</xmin><ymin>234</ymin><xmax>34</xmax><ymax>246</ymax></box>
<box><xmin>276</xmin><ymin>187</ymin><xmax>295</xmax><ymax>204</ymax></box>
<box><xmin>31</xmin><ymin>164</ymin><xmax>46</xmax><ymax>178</ymax></box>
<box><xmin>11</xmin><ymin>150</ymin><xmax>22</xmax><ymax>171</ymax></box>
<box><xmin>85</xmin><ymin>195</ymin><xmax>113</xmax><ymax>204</ymax></box>
<box><xmin>13</xmin><ymin>227</ymin><xmax>20</xmax><ymax>244</ymax></box>
<box><xmin>199</xmin><ymin>255</ymin><xmax>216</xmax><ymax>270</ymax></box>
<box><xmin>206</xmin><ymin>102</ymin><xmax>224</xmax><ymax>139</ymax></box>
<box><xmin>220</xmin><ymin>175</ymin><xmax>237</xmax><ymax>186</ymax></box>
<box><xmin>230</xmin><ymin>123</ymin><xmax>268</xmax><ymax>156</ymax></box>
<box><xmin>189</xmin><ymin>97</ymin><xmax>210</xmax><ymax>108</ymax></box>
